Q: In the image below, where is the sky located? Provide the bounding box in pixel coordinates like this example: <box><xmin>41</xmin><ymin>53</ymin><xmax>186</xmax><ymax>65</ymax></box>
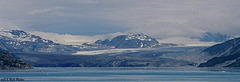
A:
<box><xmin>0</xmin><ymin>0</ymin><xmax>240</xmax><ymax>45</ymax></box>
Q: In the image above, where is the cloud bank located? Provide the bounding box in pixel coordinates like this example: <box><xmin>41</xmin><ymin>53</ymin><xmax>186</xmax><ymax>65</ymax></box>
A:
<box><xmin>0</xmin><ymin>0</ymin><xmax>240</xmax><ymax>45</ymax></box>
<box><xmin>30</xmin><ymin>31</ymin><xmax>125</xmax><ymax>45</ymax></box>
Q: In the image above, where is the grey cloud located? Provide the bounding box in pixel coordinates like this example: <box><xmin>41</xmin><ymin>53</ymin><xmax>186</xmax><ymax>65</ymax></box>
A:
<box><xmin>0</xmin><ymin>0</ymin><xmax>240</xmax><ymax>39</ymax></box>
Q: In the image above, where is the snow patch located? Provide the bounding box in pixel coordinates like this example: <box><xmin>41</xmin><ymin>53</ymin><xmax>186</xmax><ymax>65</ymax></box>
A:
<box><xmin>125</xmin><ymin>33</ymin><xmax>152</xmax><ymax>41</ymax></box>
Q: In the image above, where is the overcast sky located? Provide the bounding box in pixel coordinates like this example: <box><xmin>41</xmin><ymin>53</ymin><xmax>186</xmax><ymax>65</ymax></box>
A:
<box><xmin>1</xmin><ymin>0</ymin><xmax>240</xmax><ymax>39</ymax></box>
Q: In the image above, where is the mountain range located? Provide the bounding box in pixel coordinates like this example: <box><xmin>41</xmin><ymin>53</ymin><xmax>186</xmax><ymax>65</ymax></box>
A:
<box><xmin>0</xmin><ymin>29</ymin><xmax>107</xmax><ymax>54</ymax></box>
<box><xmin>0</xmin><ymin>29</ymin><xmax>196</xmax><ymax>67</ymax></box>
<box><xmin>0</xmin><ymin>29</ymin><xmax>179</xmax><ymax>54</ymax></box>
<box><xmin>1</xmin><ymin>28</ymin><xmax>239</xmax><ymax>67</ymax></box>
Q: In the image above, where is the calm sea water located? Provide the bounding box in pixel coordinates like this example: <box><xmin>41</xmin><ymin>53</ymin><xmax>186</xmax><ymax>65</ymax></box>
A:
<box><xmin>0</xmin><ymin>67</ymin><xmax>240</xmax><ymax>82</ymax></box>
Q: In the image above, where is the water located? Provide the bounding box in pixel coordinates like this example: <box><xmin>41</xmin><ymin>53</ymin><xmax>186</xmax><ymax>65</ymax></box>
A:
<box><xmin>0</xmin><ymin>67</ymin><xmax>240</xmax><ymax>82</ymax></box>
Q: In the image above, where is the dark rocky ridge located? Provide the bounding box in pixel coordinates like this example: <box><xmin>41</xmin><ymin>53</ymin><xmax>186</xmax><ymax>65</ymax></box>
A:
<box><xmin>0</xmin><ymin>42</ymin><xmax>32</xmax><ymax>69</ymax></box>
<box><xmin>199</xmin><ymin>37</ymin><xmax>240</xmax><ymax>67</ymax></box>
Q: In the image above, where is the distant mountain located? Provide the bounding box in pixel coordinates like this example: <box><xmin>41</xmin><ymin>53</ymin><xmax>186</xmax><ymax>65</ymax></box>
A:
<box><xmin>0</xmin><ymin>28</ymin><xmax>183</xmax><ymax>56</ymax></box>
<box><xmin>0</xmin><ymin>42</ymin><xmax>32</xmax><ymax>69</ymax></box>
<box><xmin>199</xmin><ymin>37</ymin><xmax>240</xmax><ymax>67</ymax></box>
<box><xmin>0</xmin><ymin>29</ymin><xmax>179</xmax><ymax>55</ymax></box>
<box><xmin>95</xmin><ymin>33</ymin><xmax>160</xmax><ymax>48</ymax></box>
<box><xmin>192</xmin><ymin>32</ymin><xmax>231</xmax><ymax>42</ymax></box>
<box><xmin>0</xmin><ymin>29</ymin><xmax>86</xmax><ymax>54</ymax></box>
<box><xmin>15</xmin><ymin>52</ymin><xmax>196</xmax><ymax>67</ymax></box>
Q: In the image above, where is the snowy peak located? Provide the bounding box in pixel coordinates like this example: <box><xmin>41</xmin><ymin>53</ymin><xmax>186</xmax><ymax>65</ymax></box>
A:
<box><xmin>0</xmin><ymin>28</ymin><xmax>85</xmax><ymax>54</ymax></box>
<box><xmin>0</xmin><ymin>29</ymin><xmax>53</xmax><ymax>43</ymax></box>
<box><xmin>95</xmin><ymin>33</ymin><xmax>160</xmax><ymax>48</ymax></box>
<box><xmin>125</xmin><ymin>33</ymin><xmax>153</xmax><ymax>41</ymax></box>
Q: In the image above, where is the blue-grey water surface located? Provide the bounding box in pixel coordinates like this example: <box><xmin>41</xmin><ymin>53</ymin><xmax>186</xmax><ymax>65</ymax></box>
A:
<box><xmin>0</xmin><ymin>67</ymin><xmax>240</xmax><ymax>82</ymax></box>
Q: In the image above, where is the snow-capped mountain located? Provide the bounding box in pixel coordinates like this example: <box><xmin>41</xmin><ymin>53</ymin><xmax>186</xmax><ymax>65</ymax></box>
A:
<box><xmin>0</xmin><ymin>28</ymin><xmax>181</xmax><ymax>54</ymax></box>
<box><xmin>0</xmin><ymin>28</ymin><xmax>85</xmax><ymax>54</ymax></box>
<box><xmin>95</xmin><ymin>33</ymin><xmax>160</xmax><ymax>48</ymax></box>
<box><xmin>0</xmin><ymin>28</ymin><xmax>53</xmax><ymax>43</ymax></box>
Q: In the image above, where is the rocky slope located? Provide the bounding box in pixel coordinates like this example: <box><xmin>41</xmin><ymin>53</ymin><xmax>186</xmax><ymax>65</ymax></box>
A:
<box><xmin>199</xmin><ymin>37</ymin><xmax>240</xmax><ymax>67</ymax></box>
<box><xmin>0</xmin><ymin>42</ymin><xmax>32</xmax><ymax>69</ymax></box>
